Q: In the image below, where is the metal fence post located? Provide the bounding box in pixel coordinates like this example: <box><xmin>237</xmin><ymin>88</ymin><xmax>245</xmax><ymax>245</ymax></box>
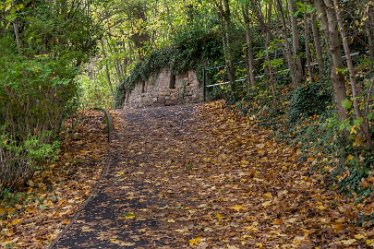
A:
<box><xmin>203</xmin><ymin>67</ymin><xmax>206</xmax><ymax>102</ymax></box>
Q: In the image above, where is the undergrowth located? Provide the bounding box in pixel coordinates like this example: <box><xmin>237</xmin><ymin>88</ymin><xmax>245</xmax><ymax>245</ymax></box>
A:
<box><xmin>233</xmin><ymin>79</ymin><xmax>373</xmax><ymax>226</ymax></box>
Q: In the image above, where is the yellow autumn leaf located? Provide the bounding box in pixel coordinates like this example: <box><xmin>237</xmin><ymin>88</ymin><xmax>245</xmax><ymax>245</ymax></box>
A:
<box><xmin>316</xmin><ymin>202</ymin><xmax>327</xmax><ymax>211</ymax></box>
<box><xmin>189</xmin><ymin>237</ymin><xmax>202</xmax><ymax>246</ymax></box>
<box><xmin>216</xmin><ymin>213</ymin><xmax>223</xmax><ymax>221</ymax></box>
<box><xmin>62</xmin><ymin>219</ymin><xmax>70</xmax><ymax>225</ymax></box>
<box><xmin>242</xmin><ymin>235</ymin><xmax>252</xmax><ymax>239</ymax></box>
<box><xmin>116</xmin><ymin>170</ymin><xmax>125</xmax><ymax>177</ymax></box>
<box><xmin>81</xmin><ymin>226</ymin><xmax>94</xmax><ymax>233</ymax></box>
<box><xmin>354</xmin><ymin>234</ymin><xmax>366</xmax><ymax>240</ymax></box>
<box><xmin>264</xmin><ymin>192</ymin><xmax>273</xmax><ymax>199</ymax></box>
<box><xmin>365</xmin><ymin>240</ymin><xmax>374</xmax><ymax>247</ymax></box>
<box><xmin>0</xmin><ymin>207</ymin><xmax>6</xmax><ymax>216</ymax></box>
<box><xmin>110</xmin><ymin>238</ymin><xmax>135</xmax><ymax>246</ymax></box>
<box><xmin>123</xmin><ymin>212</ymin><xmax>136</xmax><ymax>220</ymax></box>
<box><xmin>10</xmin><ymin>219</ymin><xmax>22</xmax><ymax>226</ymax></box>
<box><xmin>262</xmin><ymin>200</ymin><xmax>272</xmax><ymax>207</ymax></box>
<box><xmin>231</xmin><ymin>205</ymin><xmax>244</xmax><ymax>212</ymax></box>
<box><xmin>240</xmin><ymin>159</ymin><xmax>249</xmax><ymax>167</ymax></box>
<box><xmin>340</xmin><ymin>239</ymin><xmax>357</xmax><ymax>246</ymax></box>
<box><xmin>256</xmin><ymin>242</ymin><xmax>263</xmax><ymax>248</ymax></box>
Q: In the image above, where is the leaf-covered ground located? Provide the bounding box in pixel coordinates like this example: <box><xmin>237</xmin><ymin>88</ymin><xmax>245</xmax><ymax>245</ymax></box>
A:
<box><xmin>1</xmin><ymin>102</ymin><xmax>373</xmax><ymax>248</ymax></box>
<box><xmin>50</xmin><ymin>101</ymin><xmax>373</xmax><ymax>248</ymax></box>
<box><xmin>0</xmin><ymin>111</ymin><xmax>110</xmax><ymax>248</ymax></box>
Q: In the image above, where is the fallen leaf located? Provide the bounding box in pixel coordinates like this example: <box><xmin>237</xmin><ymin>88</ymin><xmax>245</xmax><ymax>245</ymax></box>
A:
<box><xmin>189</xmin><ymin>237</ymin><xmax>202</xmax><ymax>246</ymax></box>
<box><xmin>231</xmin><ymin>205</ymin><xmax>244</xmax><ymax>212</ymax></box>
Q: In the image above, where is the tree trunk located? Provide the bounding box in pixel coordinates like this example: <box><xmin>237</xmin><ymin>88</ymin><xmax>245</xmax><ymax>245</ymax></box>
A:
<box><xmin>266</xmin><ymin>0</ymin><xmax>277</xmax><ymax>107</ymax></box>
<box><xmin>241</xmin><ymin>3</ymin><xmax>256</xmax><ymax>88</ymax></box>
<box><xmin>13</xmin><ymin>22</ymin><xmax>22</xmax><ymax>50</ymax></box>
<box><xmin>215</xmin><ymin>0</ymin><xmax>236</xmax><ymax>92</ymax></box>
<box><xmin>288</xmin><ymin>0</ymin><xmax>304</xmax><ymax>84</ymax></box>
<box><xmin>313</xmin><ymin>0</ymin><xmax>330</xmax><ymax>43</ymax></box>
<box><xmin>366</xmin><ymin>4</ymin><xmax>374</xmax><ymax>57</ymax></box>
<box><xmin>311</xmin><ymin>13</ymin><xmax>324</xmax><ymax>78</ymax></box>
<box><xmin>276</xmin><ymin>0</ymin><xmax>297</xmax><ymax>85</ymax></box>
<box><xmin>333</xmin><ymin>0</ymin><xmax>371</xmax><ymax>144</ymax></box>
<box><xmin>251</xmin><ymin>0</ymin><xmax>277</xmax><ymax>107</ymax></box>
<box><xmin>304</xmin><ymin>13</ymin><xmax>313</xmax><ymax>81</ymax></box>
<box><xmin>100</xmin><ymin>38</ymin><xmax>115</xmax><ymax>101</ymax></box>
<box><xmin>222</xmin><ymin>0</ymin><xmax>236</xmax><ymax>88</ymax></box>
<box><xmin>315</xmin><ymin>0</ymin><xmax>347</xmax><ymax>121</ymax></box>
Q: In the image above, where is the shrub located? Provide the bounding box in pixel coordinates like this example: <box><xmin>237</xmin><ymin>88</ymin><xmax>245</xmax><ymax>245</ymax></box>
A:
<box><xmin>289</xmin><ymin>82</ymin><xmax>332</xmax><ymax>123</ymax></box>
<box><xmin>0</xmin><ymin>1</ymin><xmax>98</xmax><ymax>195</ymax></box>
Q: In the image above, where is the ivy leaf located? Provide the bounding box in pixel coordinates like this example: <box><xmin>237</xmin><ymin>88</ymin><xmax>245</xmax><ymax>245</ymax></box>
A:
<box><xmin>341</xmin><ymin>98</ymin><xmax>352</xmax><ymax>110</ymax></box>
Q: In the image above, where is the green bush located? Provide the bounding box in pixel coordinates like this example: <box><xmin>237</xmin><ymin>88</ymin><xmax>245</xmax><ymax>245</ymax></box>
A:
<box><xmin>0</xmin><ymin>49</ymin><xmax>78</xmax><ymax>141</ymax></box>
<box><xmin>0</xmin><ymin>131</ymin><xmax>59</xmax><ymax>194</ymax></box>
<box><xmin>289</xmin><ymin>82</ymin><xmax>332</xmax><ymax>123</ymax></box>
<box><xmin>0</xmin><ymin>1</ymin><xmax>99</xmax><ymax>194</ymax></box>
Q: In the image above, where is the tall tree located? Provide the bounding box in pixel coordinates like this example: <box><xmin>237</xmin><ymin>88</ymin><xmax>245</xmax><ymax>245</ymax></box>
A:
<box><xmin>313</xmin><ymin>0</ymin><xmax>347</xmax><ymax>121</ymax></box>
<box><xmin>241</xmin><ymin>2</ymin><xmax>256</xmax><ymax>87</ymax></box>
<box><xmin>215</xmin><ymin>0</ymin><xmax>236</xmax><ymax>88</ymax></box>
<box><xmin>288</xmin><ymin>0</ymin><xmax>304</xmax><ymax>84</ymax></box>
<box><xmin>333</xmin><ymin>0</ymin><xmax>371</xmax><ymax>144</ymax></box>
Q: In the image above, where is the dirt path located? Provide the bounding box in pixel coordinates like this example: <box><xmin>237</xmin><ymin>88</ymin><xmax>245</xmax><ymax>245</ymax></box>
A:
<box><xmin>51</xmin><ymin>102</ymin><xmax>372</xmax><ymax>249</ymax></box>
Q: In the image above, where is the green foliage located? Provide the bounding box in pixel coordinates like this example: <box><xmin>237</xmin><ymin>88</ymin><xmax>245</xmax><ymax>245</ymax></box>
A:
<box><xmin>0</xmin><ymin>46</ymin><xmax>78</xmax><ymax>140</ymax></box>
<box><xmin>288</xmin><ymin>82</ymin><xmax>332</xmax><ymax>123</ymax></box>
<box><xmin>77</xmin><ymin>74</ymin><xmax>113</xmax><ymax>109</ymax></box>
<box><xmin>0</xmin><ymin>0</ymin><xmax>99</xmax><ymax>194</ymax></box>
<box><xmin>0</xmin><ymin>130</ymin><xmax>60</xmax><ymax>194</ymax></box>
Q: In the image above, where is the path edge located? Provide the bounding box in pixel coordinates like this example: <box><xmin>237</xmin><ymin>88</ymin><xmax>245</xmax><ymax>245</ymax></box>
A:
<box><xmin>47</xmin><ymin>132</ymin><xmax>117</xmax><ymax>249</ymax></box>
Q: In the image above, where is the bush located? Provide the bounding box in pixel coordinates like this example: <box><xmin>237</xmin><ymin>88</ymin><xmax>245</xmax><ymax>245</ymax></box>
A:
<box><xmin>0</xmin><ymin>50</ymin><xmax>78</xmax><ymax>141</ymax></box>
<box><xmin>0</xmin><ymin>148</ymin><xmax>30</xmax><ymax>194</ymax></box>
<box><xmin>0</xmin><ymin>132</ymin><xmax>59</xmax><ymax>194</ymax></box>
<box><xmin>289</xmin><ymin>82</ymin><xmax>332</xmax><ymax>123</ymax></box>
<box><xmin>0</xmin><ymin>1</ymin><xmax>98</xmax><ymax>195</ymax></box>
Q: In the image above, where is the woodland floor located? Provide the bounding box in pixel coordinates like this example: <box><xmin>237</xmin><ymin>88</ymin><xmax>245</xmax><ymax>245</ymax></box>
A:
<box><xmin>1</xmin><ymin>101</ymin><xmax>373</xmax><ymax>248</ymax></box>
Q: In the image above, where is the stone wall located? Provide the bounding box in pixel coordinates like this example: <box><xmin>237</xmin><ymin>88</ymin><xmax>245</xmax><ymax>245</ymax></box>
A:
<box><xmin>123</xmin><ymin>69</ymin><xmax>203</xmax><ymax>108</ymax></box>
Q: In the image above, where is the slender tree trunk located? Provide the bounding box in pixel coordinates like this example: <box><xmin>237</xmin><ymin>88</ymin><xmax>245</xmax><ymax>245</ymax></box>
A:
<box><xmin>333</xmin><ymin>0</ymin><xmax>371</xmax><ymax>144</ymax></box>
<box><xmin>251</xmin><ymin>0</ymin><xmax>277</xmax><ymax>107</ymax></box>
<box><xmin>13</xmin><ymin>22</ymin><xmax>22</xmax><ymax>50</ymax></box>
<box><xmin>311</xmin><ymin>13</ymin><xmax>324</xmax><ymax>78</ymax></box>
<box><xmin>366</xmin><ymin>4</ymin><xmax>374</xmax><ymax>57</ymax></box>
<box><xmin>165</xmin><ymin>4</ymin><xmax>175</xmax><ymax>39</ymax></box>
<box><xmin>313</xmin><ymin>0</ymin><xmax>330</xmax><ymax>45</ymax></box>
<box><xmin>276</xmin><ymin>0</ymin><xmax>297</xmax><ymax>85</ymax></box>
<box><xmin>11</xmin><ymin>0</ymin><xmax>22</xmax><ymax>51</ymax></box>
<box><xmin>100</xmin><ymin>38</ymin><xmax>115</xmax><ymax>100</ymax></box>
<box><xmin>315</xmin><ymin>0</ymin><xmax>347</xmax><ymax>120</ymax></box>
<box><xmin>304</xmin><ymin>13</ymin><xmax>313</xmax><ymax>81</ymax></box>
<box><xmin>367</xmin><ymin>27</ymin><xmax>374</xmax><ymax>57</ymax></box>
<box><xmin>241</xmin><ymin>3</ymin><xmax>256</xmax><ymax>88</ymax></box>
<box><xmin>265</xmin><ymin>0</ymin><xmax>277</xmax><ymax>107</ymax></box>
<box><xmin>222</xmin><ymin>0</ymin><xmax>235</xmax><ymax>88</ymax></box>
<box><xmin>288</xmin><ymin>0</ymin><xmax>304</xmax><ymax>84</ymax></box>
<box><xmin>107</xmin><ymin>26</ymin><xmax>125</xmax><ymax>82</ymax></box>
<box><xmin>215</xmin><ymin>0</ymin><xmax>236</xmax><ymax>92</ymax></box>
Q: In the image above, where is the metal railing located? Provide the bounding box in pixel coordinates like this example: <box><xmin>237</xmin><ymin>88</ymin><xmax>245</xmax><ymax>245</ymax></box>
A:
<box><xmin>203</xmin><ymin>51</ymin><xmax>363</xmax><ymax>101</ymax></box>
